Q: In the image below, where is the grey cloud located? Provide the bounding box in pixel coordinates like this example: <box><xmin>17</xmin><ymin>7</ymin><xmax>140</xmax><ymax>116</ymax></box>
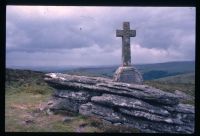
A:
<box><xmin>6</xmin><ymin>18</ymin><xmax>95</xmax><ymax>52</ymax></box>
<box><xmin>6</xmin><ymin>6</ymin><xmax>195</xmax><ymax>67</ymax></box>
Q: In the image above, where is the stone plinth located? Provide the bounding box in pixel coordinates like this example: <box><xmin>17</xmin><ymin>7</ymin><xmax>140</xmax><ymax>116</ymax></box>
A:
<box><xmin>113</xmin><ymin>66</ymin><xmax>143</xmax><ymax>84</ymax></box>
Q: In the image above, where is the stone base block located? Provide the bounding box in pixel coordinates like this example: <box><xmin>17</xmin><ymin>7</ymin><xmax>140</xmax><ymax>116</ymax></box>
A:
<box><xmin>113</xmin><ymin>66</ymin><xmax>143</xmax><ymax>84</ymax></box>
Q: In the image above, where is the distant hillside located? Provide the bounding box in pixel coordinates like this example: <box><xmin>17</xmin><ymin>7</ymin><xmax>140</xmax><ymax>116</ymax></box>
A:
<box><xmin>6</xmin><ymin>61</ymin><xmax>195</xmax><ymax>81</ymax></box>
<box><xmin>154</xmin><ymin>72</ymin><xmax>195</xmax><ymax>84</ymax></box>
<box><xmin>64</xmin><ymin>61</ymin><xmax>195</xmax><ymax>80</ymax></box>
<box><xmin>145</xmin><ymin>72</ymin><xmax>195</xmax><ymax>100</ymax></box>
<box><xmin>64</xmin><ymin>66</ymin><xmax>116</xmax><ymax>78</ymax></box>
<box><xmin>136</xmin><ymin>61</ymin><xmax>195</xmax><ymax>73</ymax></box>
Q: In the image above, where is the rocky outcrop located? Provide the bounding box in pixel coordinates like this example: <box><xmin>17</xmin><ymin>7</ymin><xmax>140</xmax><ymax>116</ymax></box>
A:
<box><xmin>44</xmin><ymin>73</ymin><xmax>194</xmax><ymax>133</ymax></box>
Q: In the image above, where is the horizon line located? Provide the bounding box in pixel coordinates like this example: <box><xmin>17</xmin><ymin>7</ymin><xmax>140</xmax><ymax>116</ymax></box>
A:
<box><xmin>6</xmin><ymin>60</ymin><xmax>195</xmax><ymax>69</ymax></box>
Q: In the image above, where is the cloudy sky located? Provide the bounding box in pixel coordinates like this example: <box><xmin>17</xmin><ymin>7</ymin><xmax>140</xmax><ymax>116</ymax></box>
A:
<box><xmin>6</xmin><ymin>6</ymin><xmax>195</xmax><ymax>68</ymax></box>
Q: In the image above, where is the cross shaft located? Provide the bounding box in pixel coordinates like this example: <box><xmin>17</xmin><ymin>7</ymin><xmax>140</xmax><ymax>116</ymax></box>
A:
<box><xmin>116</xmin><ymin>22</ymin><xmax>136</xmax><ymax>66</ymax></box>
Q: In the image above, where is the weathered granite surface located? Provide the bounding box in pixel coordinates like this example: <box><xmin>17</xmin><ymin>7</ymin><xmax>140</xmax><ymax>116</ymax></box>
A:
<box><xmin>113</xmin><ymin>66</ymin><xmax>143</xmax><ymax>84</ymax></box>
<box><xmin>44</xmin><ymin>73</ymin><xmax>194</xmax><ymax>133</ymax></box>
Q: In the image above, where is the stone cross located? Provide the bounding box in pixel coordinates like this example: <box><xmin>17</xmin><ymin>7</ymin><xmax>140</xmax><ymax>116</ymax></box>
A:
<box><xmin>116</xmin><ymin>22</ymin><xmax>136</xmax><ymax>66</ymax></box>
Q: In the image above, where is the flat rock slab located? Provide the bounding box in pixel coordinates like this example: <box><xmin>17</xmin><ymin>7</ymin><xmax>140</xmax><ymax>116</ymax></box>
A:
<box><xmin>91</xmin><ymin>94</ymin><xmax>170</xmax><ymax>117</ymax></box>
<box><xmin>45</xmin><ymin>73</ymin><xmax>180</xmax><ymax>106</ymax></box>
